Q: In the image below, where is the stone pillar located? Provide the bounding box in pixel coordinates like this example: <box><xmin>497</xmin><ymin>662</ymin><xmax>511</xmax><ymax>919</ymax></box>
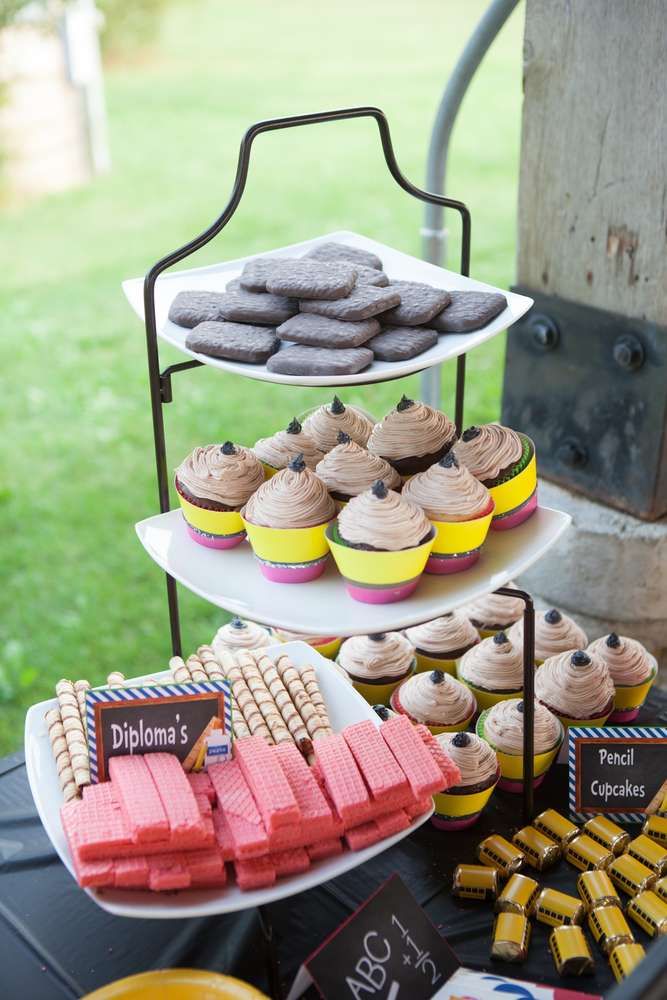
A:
<box><xmin>504</xmin><ymin>0</ymin><xmax>667</xmax><ymax>660</ymax></box>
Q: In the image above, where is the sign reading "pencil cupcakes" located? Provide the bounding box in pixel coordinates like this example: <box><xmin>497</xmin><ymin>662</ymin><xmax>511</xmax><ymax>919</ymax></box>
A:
<box><xmin>86</xmin><ymin>679</ymin><xmax>232</xmax><ymax>782</ymax></box>
<box><xmin>569</xmin><ymin>726</ymin><xmax>667</xmax><ymax>823</ymax></box>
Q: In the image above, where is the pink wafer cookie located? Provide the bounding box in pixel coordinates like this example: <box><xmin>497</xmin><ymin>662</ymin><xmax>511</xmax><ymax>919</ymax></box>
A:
<box><xmin>275</xmin><ymin>742</ymin><xmax>336</xmax><ymax>841</ymax></box>
<box><xmin>109</xmin><ymin>756</ymin><xmax>169</xmax><ymax>843</ymax></box>
<box><xmin>379</xmin><ymin>716</ymin><xmax>444</xmax><ymax>797</ymax></box>
<box><xmin>187</xmin><ymin>771</ymin><xmax>216</xmax><ymax>804</ymax></box>
<box><xmin>374</xmin><ymin>809</ymin><xmax>411</xmax><ymax>838</ymax></box>
<box><xmin>406</xmin><ymin>797</ymin><xmax>433</xmax><ymax>820</ymax></box>
<box><xmin>208</xmin><ymin>762</ymin><xmax>269</xmax><ymax>858</ymax></box>
<box><xmin>343</xmin><ymin>720</ymin><xmax>411</xmax><ymax>807</ymax></box>
<box><xmin>271</xmin><ymin>847</ymin><xmax>310</xmax><ymax>877</ymax></box>
<box><xmin>313</xmin><ymin>734</ymin><xmax>370</xmax><ymax>826</ymax></box>
<box><xmin>192</xmin><ymin>872</ymin><xmax>228</xmax><ymax>888</ymax></box>
<box><xmin>194</xmin><ymin>792</ymin><xmax>212</xmax><ymax>817</ymax></box>
<box><xmin>114</xmin><ymin>856</ymin><xmax>149</xmax><ymax>888</ymax></box>
<box><xmin>147</xmin><ymin>853</ymin><xmax>190</xmax><ymax>891</ymax></box>
<box><xmin>71</xmin><ymin>848</ymin><xmax>115</xmax><ymax>888</ymax></box>
<box><xmin>63</xmin><ymin>783</ymin><xmax>131</xmax><ymax>860</ymax></box>
<box><xmin>307</xmin><ymin>838</ymin><xmax>343</xmax><ymax>862</ymax></box>
<box><xmin>414</xmin><ymin>725</ymin><xmax>462</xmax><ymax>788</ymax></box>
<box><xmin>212</xmin><ymin>809</ymin><xmax>235</xmax><ymax>861</ymax></box>
<box><xmin>234</xmin><ymin>856</ymin><xmax>276</xmax><ymax>891</ymax></box>
<box><xmin>234</xmin><ymin>737</ymin><xmax>300</xmax><ymax>833</ymax></box>
<box><xmin>344</xmin><ymin>821</ymin><xmax>382</xmax><ymax>851</ymax></box>
<box><xmin>144</xmin><ymin>753</ymin><xmax>207</xmax><ymax>845</ymax></box>
<box><xmin>183</xmin><ymin>848</ymin><xmax>224</xmax><ymax>882</ymax></box>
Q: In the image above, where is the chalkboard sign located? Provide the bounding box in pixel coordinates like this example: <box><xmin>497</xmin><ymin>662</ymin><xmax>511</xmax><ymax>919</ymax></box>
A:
<box><xmin>286</xmin><ymin>875</ymin><xmax>459</xmax><ymax>1000</ymax></box>
<box><xmin>86</xmin><ymin>679</ymin><xmax>231</xmax><ymax>782</ymax></box>
<box><xmin>569</xmin><ymin>725</ymin><xmax>667</xmax><ymax>823</ymax></box>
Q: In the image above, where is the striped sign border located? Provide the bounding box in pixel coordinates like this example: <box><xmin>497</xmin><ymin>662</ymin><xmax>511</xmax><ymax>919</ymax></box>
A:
<box><xmin>568</xmin><ymin>725</ymin><xmax>667</xmax><ymax>824</ymax></box>
<box><xmin>86</xmin><ymin>679</ymin><xmax>232</xmax><ymax>782</ymax></box>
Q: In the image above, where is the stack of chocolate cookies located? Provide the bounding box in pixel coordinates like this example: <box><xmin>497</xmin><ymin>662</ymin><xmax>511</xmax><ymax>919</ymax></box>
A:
<box><xmin>167</xmin><ymin>241</ymin><xmax>507</xmax><ymax>376</ymax></box>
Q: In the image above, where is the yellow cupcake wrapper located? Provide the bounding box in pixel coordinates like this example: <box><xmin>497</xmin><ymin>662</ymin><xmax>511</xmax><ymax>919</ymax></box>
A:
<box><xmin>430</xmin><ymin>505</ymin><xmax>494</xmax><ymax>557</ymax></box>
<box><xmin>242</xmin><ymin>518</ymin><xmax>333</xmax><ymax>564</ymax></box>
<box><xmin>488</xmin><ymin>440</ymin><xmax>536</xmax><ymax>517</ymax></box>
<box><xmin>312</xmin><ymin>637</ymin><xmax>343</xmax><ymax>660</ymax></box>
<box><xmin>477</xmin><ymin>710</ymin><xmax>564</xmax><ymax>781</ymax></box>
<box><xmin>325</xmin><ymin>525</ymin><xmax>435</xmax><ymax>586</ymax></box>
<box><xmin>414</xmin><ymin>652</ymin><xmax>457</xmax><ymax>676</ymax></box>
<box><xmin>613</xmin><ymin>661</ymin><xmax>657</xmax><ymax>711</ymax></box>
<box><xmin>425</xmin><ymin>716</ymin><xmax>474</xmax><ymax>736</ymax></box>
<box><xmin>554</xmin><ymin>710</ymin><xmax>613</xmax><ymax>728</ymax></box>
<box><xmin>177</xmin><ymin>494</ymin><xmax>244</xmax><ymax>537</ymax></box>
<box><xmin>433</xmin><ymin>777</ymin><xmax>498</xmax><ymax>818</ymax></box>
<box><xmin>352</xmin><ymin>675</ymin><xmax>410</xmax><ymax>706</ymax></box>
<box><xmin>260</xmin><ymin>462</ymin><xmax>279</xmax><ymax>479</ymax></box>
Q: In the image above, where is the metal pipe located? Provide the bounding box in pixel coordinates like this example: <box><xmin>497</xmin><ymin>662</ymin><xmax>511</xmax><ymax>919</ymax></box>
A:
<box><xmin>420</xmin><ymin>0</ymin><xmax>520</xmax><ymax>410</ymax></box>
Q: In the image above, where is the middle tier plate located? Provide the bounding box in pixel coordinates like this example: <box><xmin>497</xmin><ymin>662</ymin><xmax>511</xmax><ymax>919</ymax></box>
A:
<box><xmin>136</xmin><ymin>506</ymin><xmax>570</xmax><ymax>636</ymax></box>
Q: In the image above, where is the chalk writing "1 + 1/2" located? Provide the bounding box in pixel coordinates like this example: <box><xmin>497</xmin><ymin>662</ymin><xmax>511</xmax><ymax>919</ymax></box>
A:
<box><xmin>345</xmin><ymin>918</ymin><xmax>442</xmax><ymax>999</ymax></box>
<box><xmin>110</xmin><ymin>715</ymin><xmax>189</xmax><ymax>752</ymax></box>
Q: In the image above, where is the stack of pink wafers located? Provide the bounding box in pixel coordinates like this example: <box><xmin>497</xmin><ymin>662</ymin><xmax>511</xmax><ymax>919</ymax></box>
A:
<box><xmin>60</xmin><ymin>715</ymin><xmax>460</xmax><ymax>894</ymax></box>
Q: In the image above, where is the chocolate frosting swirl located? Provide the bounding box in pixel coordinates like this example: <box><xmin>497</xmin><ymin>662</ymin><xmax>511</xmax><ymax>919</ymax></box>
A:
<box><xmin>253</xmin><ymin>424</ymin><xmax>324</xmax><ymax>470</ymax></box>
<box><xmin>212</xmin><ymin>618</ymin><xmax>273</xmax><ymax>655</ymax></box>
<box><xmin>535</xmin><ymin>649</ymin><xmax>614</xmax><ymax>718</ymax></box>
<box><xmin>460</xmin><ymin>583</ymin><xmax>524</xmax><ymax>629</ymax></box>
<box><xmin>404</xmin><ymin>613</ymin><xmax>479</xmax><ymax>655</ymax></box>
<box><xmin>402</xmin><ymin>457</ymin><xmax>491</xmax><ymax>521</ymax></box>
<box><xmin>508</xmin><ymin>610</ymin><xmax>588</xmax><ymax>661</ymax></box>
<box><xmin>437</xmin><ymin>732</ymin><xmax>498</xmax><ymax>787</ymax></box>
<box><xmin>303</xmin><ymin>399</ymin><xmax>374</xmax><ymax>452</ymax></box>
<box><xmin>315</xmin><ymin>439</ymin><xmax>401</xmax><ymax>496</ymax></box>
<box><xmin>337</xmin><ymin>485</ymin><xmax>432</xmax><ymax>551</ymax></box>
<box><xmin>337</xmin><ymin>632</ymin><xmax>414</xmax><ymax>680</ymax></box>
<box><xmin>483</xmin><ymin>698</ymin><xmax>561</xmax><ymax>755</ymax></box>
<box><xmin>367</xmin><ymin>399</ymin><xmax>456</xmax><ymax>460</ymax></box>
<box><xmin>453</xmin><ymin>423</ymin><xmax>523</xmax><ymax>483</ymax></box>
<box><xmin>397</xmin><ymin>671</ymin><xmax>475</xmax><ymax>725</ymax></box>
<box><xmin>459</xmin><ymin>633</ymin><xmax>524</xmax><ymax>692</ymax></box>
<box><xmin>175</xmin><ymin>443</ymin><xmax>264</xmax><ymax>508</ymax></box>
<box><xmin>243</xmin><ymin>464</ymin><xmax>335</xmax><ymax>529</ymax></box>
<box><xmin>587</xmin><ymin>634</ymin><xmax>656</xmax><ymax>686</ymax></box>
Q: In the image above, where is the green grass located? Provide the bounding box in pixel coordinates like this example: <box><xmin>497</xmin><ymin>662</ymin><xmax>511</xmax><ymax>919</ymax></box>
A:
<box><xmin>0</xmin><ymin>0</ymin><xmax>523</xmax><ymax>752</ymax></box>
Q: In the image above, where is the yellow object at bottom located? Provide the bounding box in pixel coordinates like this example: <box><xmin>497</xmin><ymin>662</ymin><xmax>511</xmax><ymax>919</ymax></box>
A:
<box><xmin>82</xmin><ymin>969</ymin><xmax>269</xmax><ymax>999</ymax></box>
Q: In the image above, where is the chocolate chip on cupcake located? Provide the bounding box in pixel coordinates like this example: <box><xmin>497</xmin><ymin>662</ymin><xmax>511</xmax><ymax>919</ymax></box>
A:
<box><xmin>535</xmin><ymin>649</ymin><xmax>615</xmax><ymax>726</ymax></box>
<box><xmin>391</xmin><ymin>669</ymin><xmax>477</xmax><ymax>733</ymax></box>
<box><xmin>508</xmin><ymin>608</ymin><xmax>588</xmax><ymax>665</ymax></box>
<box><xmin>253</xmin><ymin>417</ymin><xmax>324</xmax><ymax>476</ymax></box>
<box><xmin>337</xmin><ymin>632</ymin><xmax>416</xmax><ymax>704</ymax></box>
<box><xmin>302</xmin><ymin>396</ymin><xmax>374</xmax><ymax>452</ymax></box>
<box><xmin>366</xmin><ymin>395</ymin><xmax>457</xmax><ymax>476</ymax></box>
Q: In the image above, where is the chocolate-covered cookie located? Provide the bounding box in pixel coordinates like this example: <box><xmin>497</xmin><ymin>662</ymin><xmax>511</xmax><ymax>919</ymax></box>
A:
<box><xmin>239</xmin><ymin>256</ymin><xmax>296</xmax><ymax>293</ymax></box>
<box><xmin>167</xmin><ymin>290</ymin><xmax>226</xmax><ymax>328</ymax></box>
<box><xmin>277</xmin><ymin>312</ymin><xmax>379</xmax><ymax>348</ymax></box>
<box><xmin>381</xmin><ymin>281</ymin><xmax>451</xmax><ymax>325</ymax></box>
<box><xmin>266</xmin><ymin>345</ymin><xmax>374</xmax><ymax>376</ymax></box>
<box><xmin>266</xmin><ymin>260</ymin><xmax>357</xmax><ymax>300</ymax></box>
<box><xmin>218</xmin><ymin>287</ymin><xmax>297</xmax><ymax>325</ymax></box>
<box><xmin>430</xmin><ymin>290</ymin><xmax>507</xmax><ymax>332</ymax></box>
<box><xmin>354</xmin><ymin>265</ymin><xmax>389</xmax><ymax>287</ymax></box>
<box><xmin>300</xmin><ymin>284</ymin><xmax>400</xmax><ymax>321</ymax></box>
<box><xmin>366</xmin><ymin>325</ymin><xmax>438</xmax><ymax>361</ymax></box>
<box><xmin>185</xmin><ymin>321</ymin><xmax>279</xmax><ymax>363</ymax></box>
<box><xmin>306</xmin><ymin>241</ymin><xmax>383</xmax><ymax>270</ymax></box>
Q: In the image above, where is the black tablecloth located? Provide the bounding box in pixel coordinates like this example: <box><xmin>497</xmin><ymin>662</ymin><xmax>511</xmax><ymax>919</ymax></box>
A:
<box><xmin>3</xmin><ymin>691</ymin><xmax>666</xmax><ymax>1000</ymax></box>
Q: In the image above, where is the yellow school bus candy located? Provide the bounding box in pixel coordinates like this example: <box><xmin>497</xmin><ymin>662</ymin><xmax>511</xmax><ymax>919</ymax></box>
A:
<box><xmin>549</xmin><ymin>925</ymin><xmax>594</xmax><ymax>976</ymax></box>
<box><xmin>610</xmin><ymin>943</ymin><xmax>646</xmax><ymax>983</ymax></box>
<box><xmin>577</xmin><ymin>870</ymin><xmax>621</xmax><ymax>912</ymax></box>
<box><xmin>534</xmin><ymin>808</ymin><xmax>580</xmax><ymax>847</ymax></box>
<box><xmin>583</xmin><ymin>816</ymin><xmax>630</xmax><ymax>856</ymax></box>
<box><xmin>626</xmin><ymin>890</ymin><xmax>667</xmax><ymax>937</ymax></box>
<box><xmin>535</xmin><ymin>888</ymin><xmax>585</xmax><ymax>928</ymax></box>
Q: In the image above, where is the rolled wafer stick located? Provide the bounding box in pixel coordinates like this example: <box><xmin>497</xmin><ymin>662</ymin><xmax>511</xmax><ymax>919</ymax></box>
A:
<box><xmin>274</xmin><ymin>655</ymin><xmax>329</xmax><ymax>742</ymax></box>
<box><xmin>196</xmin><ymin>645</ymin><xmax>226</xmax><ymax>681</ymax></box>
<box><xmin>45</xmin><ymin>706</ymin><xmax>79</xmax><ymax>801</ymax></box>
<box><xmin>236</xmin><ymin>650</ymin><xmax>292</xmax><ymax>744</ymax></box>
<box><xmin>230</xmin><ymin>693</ymin><xmax>251</xmax><ymax>739</ymax></box>
<box><xmin>217</xmin><ymin>650</ymin><xmax>273</xmax><ymax>743</ymax></box>
<box><xmin>55</xmin><ymin>679</ymin><xmax>90</xmax><ymax>788</ymax></box>
<box><xmin>186</xmin><ymin>654</ymin><xmax>209</xmax><ymax>684</ymax></box>
<box><xmin>73</xmin><ymin>680</ymin><xmax>91</xmax><ymax>741</ymax></box>
<box><xmin>106</xmin><ymin>671</ymin><xmax>125</xmax><ymax>688</ymax></box>
<box><xmin>169</xmin><ymin>656</ymin><xmax>192</xmax><ymax>684</ymax></box>
<box><xmin>299</xmin><ymin>663</ymin><xmax>332</xmax><ymax>735</ymax></box>
<box><xmin>252</xmin><ymin>650</ymin><xmax>312</xmax><ymax>754</ymax></box>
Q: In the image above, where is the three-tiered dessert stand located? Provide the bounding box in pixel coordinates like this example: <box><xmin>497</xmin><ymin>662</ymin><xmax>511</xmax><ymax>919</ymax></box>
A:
<box><xmin>125</xmin><ymin>106</ymin><xmax>571</xmax><ymax>828</ymax></box>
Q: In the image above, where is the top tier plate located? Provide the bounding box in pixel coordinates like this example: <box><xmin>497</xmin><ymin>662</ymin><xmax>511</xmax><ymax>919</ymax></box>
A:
<box><xmin>122</xmin><ymin>230</ymin><xmax>534</xmax><ymax>387</ymax></box>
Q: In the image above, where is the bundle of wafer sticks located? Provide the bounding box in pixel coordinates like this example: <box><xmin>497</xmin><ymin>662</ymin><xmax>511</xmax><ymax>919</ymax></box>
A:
<box><xmin>169</xmin><ymin>646</ymin><xmax>332</xmax><ymax>759</ymax></box>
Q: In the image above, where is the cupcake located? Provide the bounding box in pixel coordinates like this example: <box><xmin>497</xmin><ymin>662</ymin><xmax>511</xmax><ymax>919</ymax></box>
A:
<box><xmin>391</xmin><ymin>669</ymin><xmax>477</xmax><ymax>734</ymax></box>
<box><xmin>432</xmin><ymin>732</ymin><xmax>500</xmax><ymax>830</ymax></box>
<box><xmin>325</xmin><ymin>480</ymin><xmax>435</xmax><ymax>603</ymax></box>
<box><xmin>587</xmin><ymin>633</ymin><xmax>658</xmax><ymax>723</ymax></box>
<box><xmin>175</xmin><ymin>442</ymin><xmax>264</xmax><ymax>549</ymax></box>
<box><xmin>366</xmin><ymin>395</ymin><xmax>456</xmax><ymax>476</ymax></box>
<box><xmin>242</xmin><ymin>454</ymin><xmax>336</xmax><ymax>583</ymax></box>
<box><xmin>212</xmin><ymin>617</ymin><xmax>274</xmax><ymax>657</ymax></box>
<box><xmin>404</xmin><ymin>613</ymin><xmax>480</xmax><ymax>675</ymax></box>
<box><xmin>457</xmin><ymin>632</ymin><xmax>524</xmax><ymax>711</ymax></box>
<box><xmin>508</xmin><ymin>608</ymin><xmax>588</xmax><ymax>666</ymax></box>
<box><xmin>453</xmin><ymin>423</ymin><xmax>537</xmax><ymax>530</ymax></box>
<box><xmin>460</xmin><ymin>583</ymin><xmax>525</xmax><ymax>637</ymax></box>
<box><xmin>315</xmin><ymin>432</ymin><xmax>401</xmax><ymax>506</ymax></box>
<box><xmin>253</xmin><ymin>417</ymin><xmax>324</xmax><ymax>477</ymax></box>
<box><xmin>336</xmin><ymin>632</ymin><xmax>416</xmax><ymax>704</ymax></box>
<box><xmin>274</xmin><ymin>629</ymin><xmax>342</xmax><ymax>660</ymax></box>
<box><xmin>302</xmin><ymin>395</ymin><xmax>374</xmax><ymax>452</ymax></box>
<box><xmin>477</xmin><ymin>698</ymin><xmax>563</xmax><ymax>792</ymax></box>
<box><xmin>535</xmin><ymin>649</ymin><xmax>615</xmax><ymax>727</ymax></box>
<box><xmin>402</xmin><ymin>453</ymin><xmax>494</xmax><ymax>573</ymax></box>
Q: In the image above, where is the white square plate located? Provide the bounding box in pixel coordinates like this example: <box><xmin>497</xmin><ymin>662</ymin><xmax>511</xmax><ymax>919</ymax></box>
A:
<box><xmin>25</xmin><ymin>641</ymin><xmax>433</xmax><ymax>919</ymax></box>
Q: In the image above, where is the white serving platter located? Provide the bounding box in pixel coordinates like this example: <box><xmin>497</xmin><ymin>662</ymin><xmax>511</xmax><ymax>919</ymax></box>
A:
<box><xmin>25</xmin><ymin>641</ymin><xmax>433</xmax><ymax>920</ymax></box>
<box><xmin>122</xmin><ymin>230</ymin><xmax>534</xmax><ymax>387</ymax></box>
<box><xmin>136</xmin><ymin>506</ymin><xmax>571</xmax><ymax>636</ymax></box>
